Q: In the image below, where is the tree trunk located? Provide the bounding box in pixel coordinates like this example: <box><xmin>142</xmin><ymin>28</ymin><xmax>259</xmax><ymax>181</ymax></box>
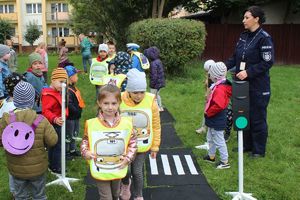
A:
<box><xmin>152</xmin><ymin>0</ymin><xmax>158</xmax><ymax>18</ymax></box>
<box><xmin>158</xmin><ymin>0</ymin><xmax>165</xmax><ymax>18</ymax></box>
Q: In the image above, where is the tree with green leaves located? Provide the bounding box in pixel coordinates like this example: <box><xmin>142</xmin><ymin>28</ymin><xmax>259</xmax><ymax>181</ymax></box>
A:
<box><xmin>0</xmin><ymin>19</ymin><xmax>13</xmax><ymax>44</ymax></box>
<box><xmin>68</xmin><ymin>0</ymin><xmax>194</xmax><ymax>48</ymax></box>
<box><xmin>24</xmin><ymin>22</ymin><xmax>41</xmax><ymax>47</ymax></box>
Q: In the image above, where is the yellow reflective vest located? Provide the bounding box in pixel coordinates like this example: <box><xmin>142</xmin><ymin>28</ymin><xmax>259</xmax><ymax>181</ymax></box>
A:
<box><xmin>87</xmin><ymin>116</ymin><xmax>133</xmax><ymax>181</ymax></box>
<box><xmin>120</xmin><ymin>93</ymin><xmax>154</xmax><ymax>153</ymax></box>
<box><xmin>102</xmin><ymin>74</ymin><xmax>127</xmax><ymax>88</ymax></box>
<box><xmin>131</xmin><ymin>51</ymin><xmax>150</xmax><ymax>70</ymax></box>
<box><xmin>89</xmin><ymin>58</ymin><xmax>111</xmax><ymax>85</ymax></box>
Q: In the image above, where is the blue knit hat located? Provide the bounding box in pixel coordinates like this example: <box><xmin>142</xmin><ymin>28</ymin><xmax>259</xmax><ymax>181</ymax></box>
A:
<box><xmin>126</xmin><ymin>43</ymin><xmax>140</xmax><ymax>51</ymax></box>
<box><xmin>13</xmin><ymin>81</ymin><xmax>35</xmax><ymax>109</ymax></box>
<box><xmin>65</xmin><ymin>65</ymin><xmax>79</xmax><ymax>77</ymax></box>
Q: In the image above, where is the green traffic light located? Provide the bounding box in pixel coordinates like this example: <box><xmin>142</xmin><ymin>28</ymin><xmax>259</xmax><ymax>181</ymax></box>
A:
<box><xmin>235</xmin><ymin>116</ymin><xmax>248</xmax><ymax>129</ymax></box>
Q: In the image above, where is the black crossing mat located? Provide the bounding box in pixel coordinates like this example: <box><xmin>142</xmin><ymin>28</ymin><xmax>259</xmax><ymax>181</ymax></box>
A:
<box><xmin>160</xmin><ymin>108</ymin><xmax>175</xmax><ymax>124</ymax></box>
<box><xmin>143</xmin><ymin>185</ymin><xmax>220</xmax><ymax>200</ymax></box>
<box><xmin>160</xmin><ymin>124</ymin><xmax>183</xmax><ymax>148</ymax></box>
<box><xmin>145</xmin><ymin>148</ymin><xmax>208</xmax><ymax>186</ymax></box>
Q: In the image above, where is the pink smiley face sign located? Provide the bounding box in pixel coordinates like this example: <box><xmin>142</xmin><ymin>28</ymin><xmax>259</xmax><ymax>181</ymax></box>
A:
<box><xmin>2</xmin><ymin>122</ymin><xmax>35</xmax><ymax>155</ymax></box>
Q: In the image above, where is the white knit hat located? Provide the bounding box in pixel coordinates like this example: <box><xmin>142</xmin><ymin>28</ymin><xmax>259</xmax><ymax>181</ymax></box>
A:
<box><xmin>126</xmin><ymin>69</ymin><xmax>147</xmax><ymax>92</ymax></box>
<box><xmin>208</xmin><ymin>62</ymin><xmax>227</xmax><ymax>81</ymax></box>
<box><xmin>204</xmin><ymin>59</ymin><xmax>215</xmax><ymax>72</ymax></box>
<box><xmin>98</xmin><ymin>43</ymin><xmax>109</xmax><ymax>53</ymax></box>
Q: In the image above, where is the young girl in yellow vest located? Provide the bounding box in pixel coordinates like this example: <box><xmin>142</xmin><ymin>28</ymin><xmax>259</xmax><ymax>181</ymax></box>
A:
<box><xmin>120</xmin><ymin>69</ymin><xmax>161</xmax><ymax>200</ymax></box>
<box><xmin>90</xmin><ymin>43</ymin><xmax>112</xmax><ymax>99</ymax></box>
<box><xmin>81</xmin><ymin>84</ymin><xmax>137</xmax><ymax>200</ymax></box>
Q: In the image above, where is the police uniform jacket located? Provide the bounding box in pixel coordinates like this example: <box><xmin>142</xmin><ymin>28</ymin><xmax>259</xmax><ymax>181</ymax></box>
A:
<box><xmin>225</xmin><ymin>27</ymin><xmax>274</xmax><ymax>93</ymax></box>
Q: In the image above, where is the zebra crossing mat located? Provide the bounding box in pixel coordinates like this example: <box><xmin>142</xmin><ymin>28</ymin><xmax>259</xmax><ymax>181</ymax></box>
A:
<box><xmin>160</xmin><ymin>108</ymin><xmax>175</xmax><ymax>124</ymax></box>
<box><xmin>145</xmin><ymin>148</ymin><xmax>208</xmax><ymax>186</ymax></box>
<box><xmin>161</xmin><ymin>124</ymin><xmax>183</xmax><ymax>148</ymax></box>
<box><xmin>143</xmin><ymin>185</ymin><xmax>220</xmax><ymax>200</ymax></box>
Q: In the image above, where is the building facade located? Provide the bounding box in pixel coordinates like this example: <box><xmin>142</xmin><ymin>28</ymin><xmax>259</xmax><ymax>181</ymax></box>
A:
<box><xmin>0</xmin><ymin>0</ymin><xmax>78</xmax><ymax>52</ymax></box>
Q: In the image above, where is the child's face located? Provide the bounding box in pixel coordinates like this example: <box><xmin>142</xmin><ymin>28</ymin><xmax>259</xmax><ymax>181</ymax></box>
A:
<box><xmin>108</xmin><ymin>45</ymin><xmax>116</xmax><ymax>56</ymax></box>
<box><xmin>99</xmin><ymin>51</ymin><xmax>108</xmax><ymax>59</ymax></box>
<box><xmin>109</xmin><ymin>64</ymin><xmax>115</xmax><ymax>74</ymax></box>
<box><xmin>69</xmin><ymin>73</ymin><xmax>78</xmax><ymax>84</ymax></box>
<box><xmin>2</xmin><ymin>52</ymin><xmax>11</xmax><ymax>61</ymax></box>
<box><xmin>31</xmin><ymin>61</ymin><xmax>43</xmax><ymax>70</ymax></box>
<box><xmin>6</xmin><ymin>41</ymin><xmax>13</xmax><ymax>49</ymax></box>
<box><xmin>97</xmin><ymin>93</ymin><xmax>120</xmax><ymax>118</ymax></box>
<box><xmin>51</xmin><ymin>78</ymin><xmax>66</xmax><ymax>92</ymax></box>
<box><xmin>129</xmin><ymin>92</ymin><xmax>145</xmax><ymax>104</ymax></box>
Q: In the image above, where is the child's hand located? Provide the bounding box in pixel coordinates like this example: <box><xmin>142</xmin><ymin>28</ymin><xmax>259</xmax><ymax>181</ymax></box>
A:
<box><xmin>54</xmin><ymin>117</ymin><xmax>64</xmax><ymax>126</ymax></box>
<box><xmin>150</xmin><ymin>151</ymin><xmax>158</xmax><ymax>159</ymax></box>
<box><xmin>85</xmin><ymin>151</ymin><xmax>96</xmax><ymax>160</ymax></box>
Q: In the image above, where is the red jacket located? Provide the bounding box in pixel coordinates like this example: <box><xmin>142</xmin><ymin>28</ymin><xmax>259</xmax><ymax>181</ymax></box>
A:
<box><xmin>41</xmin><ymin>87</ymin><xmax>68</xmax><ymax>124</ymax></box>
<box><xmin>205</xmin><ymin>81</ymin><xmax>232</xmax><ymax>118</ymax></box>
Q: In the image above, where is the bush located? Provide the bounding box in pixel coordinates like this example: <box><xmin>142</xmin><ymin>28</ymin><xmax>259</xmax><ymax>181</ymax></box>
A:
<box><xmin>127</xmin><ymin>18</ymin><xmax>206</xmax><ymax>74</ymax></box>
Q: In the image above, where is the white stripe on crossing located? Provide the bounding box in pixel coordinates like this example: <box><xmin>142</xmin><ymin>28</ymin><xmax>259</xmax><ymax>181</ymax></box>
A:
<box><xmin>184</xmin><ymin>155</ymin><xmax>199</xmax><ymax>175</ymax></box>
<box><xmin>149</xmin><ymin>155</ymin><xmax>158</xmax><ymax>175</ymax></box>
<box><xmin>172</xmin><ymin>155</ymin><xmax>185</xmax><ymax>175</ymax></box>
<box><xmin>161</xmin><ymin>154</ymin><xmax>172</xmax><ymax>175</ymax></box>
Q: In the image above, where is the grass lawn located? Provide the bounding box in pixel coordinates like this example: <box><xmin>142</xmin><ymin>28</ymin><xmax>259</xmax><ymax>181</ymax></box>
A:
<box><xmin>0</xmin><ymin>54</ymin><xmax>299</xmax><ymax>200</ymax></box>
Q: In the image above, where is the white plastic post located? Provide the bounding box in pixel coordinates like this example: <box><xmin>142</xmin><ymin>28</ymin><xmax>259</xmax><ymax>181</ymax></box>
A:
<box><xmin>46</xmin><ymin>83</ymin><xmax>79</xmax><ymax>192</ymax></box>
<box><xmin>226</xmin><ymin>130</ymin><xmax>257</xmax><ymax>200</ymax></box>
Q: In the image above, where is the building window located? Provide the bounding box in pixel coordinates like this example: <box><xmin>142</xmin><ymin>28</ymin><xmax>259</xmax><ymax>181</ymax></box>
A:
<box><xmin>0</xmin><ymin>4</ymin><xmax>14</xmax><ymax>13</ymax></box>
<box><xmin>52</xmin><ymin>27</ymin><xmax>70</xmax><ymax>37</ymax></box>
<box><xmin>26</xmin><ymin>3</ymin><xmax>42</xmax><ymax>14</ymax></box>
<box><xmin>51</xmin><ymin>3</ymin><xmax>68</xmax><ymax>13</ymax></box>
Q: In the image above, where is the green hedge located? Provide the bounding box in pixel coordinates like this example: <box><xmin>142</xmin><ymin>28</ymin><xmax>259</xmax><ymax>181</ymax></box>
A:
<box><xmin>127</xmin><ymin>18</ymin><xmax>206</xmax><ymax>74</ymax></box>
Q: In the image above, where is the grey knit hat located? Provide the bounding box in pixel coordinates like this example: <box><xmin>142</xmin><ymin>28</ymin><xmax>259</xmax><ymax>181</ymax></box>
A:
<box><xmin>126</xmin><ymin>68</ymin><xmax>147</xmax><ymax>92</ymax></box>
<box><xmin>208</xmin><ymin>62</ymin><xmax>227</xmax><ymax>81</ymax></box>
<box><xmin>13</xmin><ymin>81</ymin><xmax>35</xmax><ymax>109</ymax></box>
<box><xmin>0</xmin><ymin>44</ymin><xmax>10</xmax><ymax>58</ymax></box>
<box><xmin>98</xmin><ymin>43</ymin><xmax>109</xmax><ymax>53</ymax></box>
<box><xmin>204</xmin><ymin>59</ymin><xmax>216</xmax><ymax>72</ymax></box>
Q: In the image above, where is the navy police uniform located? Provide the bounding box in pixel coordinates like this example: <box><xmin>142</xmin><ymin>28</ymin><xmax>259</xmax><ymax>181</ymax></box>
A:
<box><xmin>226</xmin><ymin>27</ymin><xmax>274</xmax><ymax>155</ymax></box>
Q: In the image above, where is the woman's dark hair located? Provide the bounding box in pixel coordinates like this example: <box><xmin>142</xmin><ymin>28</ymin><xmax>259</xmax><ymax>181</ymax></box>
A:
<box><xmin>244</xmin><ymin>6</ymin><xmax>266</xmax><ymax>24</ymax></box>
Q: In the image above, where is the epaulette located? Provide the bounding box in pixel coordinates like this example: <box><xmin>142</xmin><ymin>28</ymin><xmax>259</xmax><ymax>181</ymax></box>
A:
<box><xmin>261</xmin><ymin>30</ymin><xmax>270</xmax><ymax>37</ymax></box>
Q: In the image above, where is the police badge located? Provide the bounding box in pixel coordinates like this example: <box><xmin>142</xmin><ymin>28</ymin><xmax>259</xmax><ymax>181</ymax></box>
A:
<box><xmin>262</xmin><ymin>52</ymin><xmax>272</xmax><ymax>61</ymax></box>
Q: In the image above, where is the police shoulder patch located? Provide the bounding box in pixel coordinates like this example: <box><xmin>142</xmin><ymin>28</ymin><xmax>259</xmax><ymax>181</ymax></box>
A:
<box><xmin>262</xmin><ymin>51</ymin><xmax>272</xmax><ymax>61</ymax></box>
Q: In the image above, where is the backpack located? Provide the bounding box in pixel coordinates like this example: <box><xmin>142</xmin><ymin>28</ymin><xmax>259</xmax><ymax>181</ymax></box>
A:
<box><xmin>1</xmin><ymin>111</ymin><xmax>44</xmax><ymax>155</ymax></box>
<box><xmin>132</xmin><ymin>52</ymin><xmax>150</xmax><ymax>70</ymax></box>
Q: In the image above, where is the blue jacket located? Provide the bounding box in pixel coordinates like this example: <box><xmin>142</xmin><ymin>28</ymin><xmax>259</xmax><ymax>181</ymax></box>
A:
<box><xmin>24</xmin><ymin>72</ymin><xmax>48</xmax><ymax>113</ymax></box>
<box><xmin>225</xmin><ymin>27</ymin><xmax>274</xmax><ymax>93</ymax></box>
<box><xmin>144</xmin><ymin>47</ymin><xmax>165</xmax><ymax>89</ymax></box>
<box><xmin>0</xmin><ymin>60</ymin><xmax>11</xmax><ymax>99</ymax></box>
<box><xmin>131</xmin><ymin>54</ymin><xmax>143</xmax><ymax>72</ymax></box>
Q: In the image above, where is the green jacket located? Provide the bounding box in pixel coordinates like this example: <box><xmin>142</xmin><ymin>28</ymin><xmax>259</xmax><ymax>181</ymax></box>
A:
<box><xmin>0</xmin><ymin>109</ymin><xmax>57</xmax><ymax>179</ymax></box>
<box><xmin>80</xmin><ymin>37</ymin><xmax>93</xmax><ymax>57</ymax></box>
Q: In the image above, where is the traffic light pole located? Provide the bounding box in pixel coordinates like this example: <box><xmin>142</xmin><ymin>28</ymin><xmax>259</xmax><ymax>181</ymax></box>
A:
<box><xmin>226</xmin><ymin>130</ymin><xmax>256</xmax><ymax>200</ymax></box>
<box><xmin>226</xmin><ymin>80</ymin><xmax>256</xmax><ymax>200</ymax></box>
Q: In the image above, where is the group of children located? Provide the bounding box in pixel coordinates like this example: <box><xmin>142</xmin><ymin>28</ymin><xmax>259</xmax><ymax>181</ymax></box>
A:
<box><xmin>195</xmin><ymin>59</ymin><xmax>234</xmax><ymax>169</ymax></box>
<box><xmin>0</xmin><ymin>40</ymin><xmax>165</xmax><ymax>200</ymax></box>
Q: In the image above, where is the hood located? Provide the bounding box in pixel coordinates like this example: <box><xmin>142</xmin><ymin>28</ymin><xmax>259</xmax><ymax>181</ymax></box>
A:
<box><xmin>144</xmin><ymin>46</ymin><xmax>160</xmax><ymax>60</ymax></box>
<box><xmin>114</xmin><ymin>51</ymin><xmax>131</xmax><ymax>66</ymax></box>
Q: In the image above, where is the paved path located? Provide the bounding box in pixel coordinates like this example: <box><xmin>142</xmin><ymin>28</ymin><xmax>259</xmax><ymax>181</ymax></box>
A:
<box><xmin>85</xmin><ymin>109</ymin><xmax>219</xmax><ymax>200</ymax></box>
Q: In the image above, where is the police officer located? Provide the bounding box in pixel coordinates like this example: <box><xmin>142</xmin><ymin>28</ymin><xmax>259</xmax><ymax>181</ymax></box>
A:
<box><xmin>225</xmin><ymin>6</ymin><xmax>274</xmax><ymax>158</ymax></box>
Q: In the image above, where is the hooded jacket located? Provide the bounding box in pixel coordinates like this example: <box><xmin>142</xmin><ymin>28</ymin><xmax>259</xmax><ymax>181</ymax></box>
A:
<box><xmin>0</xmin><ymin>109</ymin><xmax>57</xmax><ymax>179</ymax></box>
<box><xmin>144</xmin><ymin>47</ymin><xmax>165</xmax><ymax>89</ymax></box>
<box><xmin>205</xmin><ymin>80</ymin><xmax>232</xmax><ymax>130</ymax></box>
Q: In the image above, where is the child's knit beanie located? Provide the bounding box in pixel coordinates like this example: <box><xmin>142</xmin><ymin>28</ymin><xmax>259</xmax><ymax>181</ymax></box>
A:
<box><xmin>208</xmin><ymin>62</ymin><xmax>227</xmax><ymax>81</ymax></box>
<box><xmin>29</xmin><ymin>52</ymin><xmax>42</xmax><ymax>66</ymax></box>
<box><xmin>126</xmin><ymin>68</ymin><xmax>147</xmax><ymax>92</ymax></box>
<box><xmin>98</xmin><ymin>43</ymin><xmax>109</xmax><ymax>53</ymax></box>
<box><xmin>204</xmin><ymin>59</ymin><xmax>216</xmax><ymax>72</ymax></box>
<box><xmin>51</xmin><ymin>68</ymin><xmax>68</xmax><ymax>81</ymax></box>
<box><xmin>0</xmin><ymin>44</ymin><xmax>10</xmax><ymax>58</ymax></box>
<box><xmin>13</xmin><ymin>81</ymin><xmax>35</xmax><ymax>109</ymax></box>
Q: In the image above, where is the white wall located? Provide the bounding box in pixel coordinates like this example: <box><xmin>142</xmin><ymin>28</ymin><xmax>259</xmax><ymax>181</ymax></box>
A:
<box><xmin>20</xmin><ymin>0</ymin><xmax>43</xmax><ymax>46</ymax></box>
